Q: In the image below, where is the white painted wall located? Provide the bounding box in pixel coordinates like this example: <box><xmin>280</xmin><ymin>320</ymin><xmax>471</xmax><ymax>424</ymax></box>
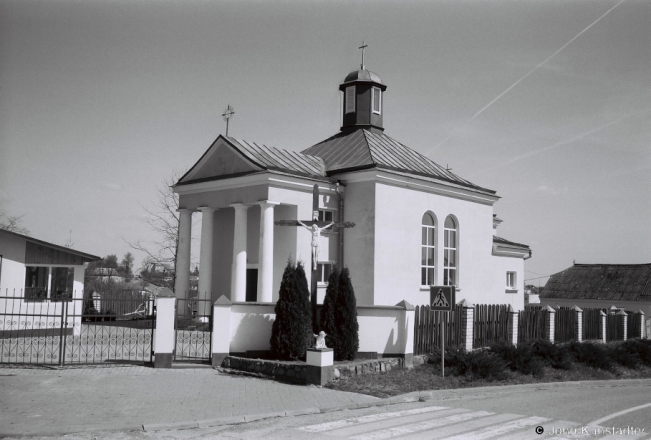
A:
<box><xmin>489</xmin><ymin>255</ymin><xmax>525</xmax><ymax>311</ymax></box>
<box><xmin>229</xmin><ymin>302</ymin><xmax>276</xmax><ymax>354</ymax></box>
<box><xmin>357</xmin><ymin>305</ymin><xmax>410</xmax><ymax>356</ymax></box>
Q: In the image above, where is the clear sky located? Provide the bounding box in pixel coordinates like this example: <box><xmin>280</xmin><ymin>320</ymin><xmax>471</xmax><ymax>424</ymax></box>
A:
<box><xmin>1</xmin><ymin>0</ymin><xmax>649</xmax><ymax>286</ymax></box>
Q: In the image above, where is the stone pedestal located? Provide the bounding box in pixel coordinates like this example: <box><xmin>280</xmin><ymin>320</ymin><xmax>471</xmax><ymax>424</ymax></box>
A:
<box><xmin>306</xmin><ymin>348</ymin><xmax>334</xmax><ymax>386</ymax></box>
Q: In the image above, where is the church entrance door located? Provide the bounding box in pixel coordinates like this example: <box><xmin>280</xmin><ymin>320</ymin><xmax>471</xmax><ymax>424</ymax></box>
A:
<box><xmin>245</xmin><ymin>269</ymin><xmax>258</xmax><ymax>302</ymax></box>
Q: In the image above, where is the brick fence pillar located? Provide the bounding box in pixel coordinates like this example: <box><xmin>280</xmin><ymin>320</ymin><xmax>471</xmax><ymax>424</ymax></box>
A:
<box><xmin>639</xmin><ymin>311</ymin><xmax>646</xmax><ymax>339</ymax></box>
<box><xmin>543</xmin><ymin>305</ymin><xmax>555</xmax><ymax>343</ymax></box>
<box><xmin>617</xmin><ymin>310</ymin><xmax>628</xmax><ymax>341</ymax></box>
<box><xmin>154</xmin><ymin>290</ymin><xmax>176</xmax><ymax>368</ymax></box>
<box><xmin>572</xmin><ymin>305</ymin><xmax>583</xmax><ymax>342</ymax></box>
<box><xmin>598</xmin><ymin>310</ymin><xmax>607</xmax><ymax>343</ymax></box>
<box><xmin>458</xmin><ymin>299</ymin><xmax>474</xmax><ymax>351</ymax></box>
<box><xmin>507</xmin><ymin>305</ymin><xmax>518</xmax><ymax>346</ymax></box>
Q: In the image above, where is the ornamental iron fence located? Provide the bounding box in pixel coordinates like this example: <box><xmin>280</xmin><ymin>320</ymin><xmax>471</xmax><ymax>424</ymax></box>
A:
<box><xmin>174</xmin><ymin>297</ymin><xmax>212</xmax><ymax>362</ymax></box>
<box><xmin>0</xmin><ymin>292</ymin><xmax>155</xmax><ymax>365</ymax></box>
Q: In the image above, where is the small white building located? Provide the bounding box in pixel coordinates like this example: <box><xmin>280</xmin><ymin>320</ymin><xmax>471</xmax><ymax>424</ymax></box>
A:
<box><xmin>173</xmin><ymin>65</ymin><xmax>531</xmax><ymax>311</ymax></box>
<box><xmin>0</xmin><ymin>229</ymin><xmax>100</xmax><ymax>332</ymax></box>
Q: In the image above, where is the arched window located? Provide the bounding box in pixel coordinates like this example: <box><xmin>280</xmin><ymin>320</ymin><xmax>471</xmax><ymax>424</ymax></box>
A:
<box><xmin>421</xmin><ymin>213</ymin><xmax>436</xmax><ymax>286</ymax></box>
<box><xmin>443</xmin><ymin>216</ymin><xmax>458</xmax><ymax>286</ymax></box>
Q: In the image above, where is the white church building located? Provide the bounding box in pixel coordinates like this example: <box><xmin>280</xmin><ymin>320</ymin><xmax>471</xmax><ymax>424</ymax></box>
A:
<box><xmin>172</xmin><ymin>64</ymin><xmax>531</xmax><ymax>311</ymax></box>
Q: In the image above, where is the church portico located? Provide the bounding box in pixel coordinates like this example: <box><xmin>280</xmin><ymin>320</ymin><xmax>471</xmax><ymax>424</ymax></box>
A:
<box><xmin>230</xmin><ymin>203</ymin><xmax>250</xmax><ymax>302</ymax></box>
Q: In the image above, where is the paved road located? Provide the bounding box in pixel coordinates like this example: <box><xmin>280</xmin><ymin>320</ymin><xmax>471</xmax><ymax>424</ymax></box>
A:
<box><xmin>2</xmin><ymin>365</ymin><xmax>650</xmax><ymax>439</ymax></box>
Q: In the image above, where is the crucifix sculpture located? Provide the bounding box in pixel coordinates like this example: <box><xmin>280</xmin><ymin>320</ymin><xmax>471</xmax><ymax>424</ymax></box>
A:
<box><xmin>275</xmin><ymin>184</ymin><xmax>355</xmax><ymax>330</ymax></box>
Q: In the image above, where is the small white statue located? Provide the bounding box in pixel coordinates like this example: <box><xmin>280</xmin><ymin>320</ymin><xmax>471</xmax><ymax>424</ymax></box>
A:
<box><xmin>314</xmin><ymin>331</ymin><xmax>328</xmax><ymax>349</ymax></box>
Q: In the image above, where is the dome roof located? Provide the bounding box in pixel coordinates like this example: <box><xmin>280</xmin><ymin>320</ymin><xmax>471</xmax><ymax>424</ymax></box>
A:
<box><xmin>341</xmin><ymin>69</ymin><xmax>384</xmax><ymax>85</ymax></box>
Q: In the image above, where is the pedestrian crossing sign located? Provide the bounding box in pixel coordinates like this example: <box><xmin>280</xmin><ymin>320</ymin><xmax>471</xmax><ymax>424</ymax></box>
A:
<box><xmin>430</xmin><ymin>286</ymin><xmax>455</xmax><ymax>311</ymax></box>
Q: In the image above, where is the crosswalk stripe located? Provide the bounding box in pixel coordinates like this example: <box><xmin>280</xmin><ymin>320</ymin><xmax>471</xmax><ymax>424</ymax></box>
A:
<box><xmin>443</xmin><ymin>416</ymin><xmax>550</xmax><ymax>440</ymax></box>
<box><xmin>297</xmin><ymin>405</ymin><xmax>449</xmax><ymax>433</ymax></box>
<box><xmin>411</xmin><ymin>413</ymin><xmax>525</xmax><ymax>440</ymax></box>
<box><xmin>349</xmin><ymin>410</ymin><xmax>495</xmax><ymax>440</ymax></box>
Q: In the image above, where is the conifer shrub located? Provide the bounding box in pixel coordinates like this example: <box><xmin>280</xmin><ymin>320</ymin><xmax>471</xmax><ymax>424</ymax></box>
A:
<box><xmin>334</xmin><ymin>268</ymin><xmax>359</xmax><ymax>361</ymax></box>
<box><xmin>320</xmin><ymin>267</ymin><xmax>340</xmax><ymax>350</ymax></box>
<box><xmin>270</xmin><ymin>260</ymin><xmax>312</xmax><ymax>360</ymax></box>
<box><xmin>565</xmin><ymin>341</ymin><xmax>613</xmax><ymax>371</ymax></box>
<box><xmin>530</xmin><ymin>339</ymin><xmax>572</xmax><ymax>370</ymax></box>
<box><xmin>489</xmin><ymin>341</ymin><xmax>545</xmax><ymax>377</ymax></box>
<box><xmin>620</xmin><ymin>339</ymin><xmax>651</xmax><ymax>367</ymax></box>
<box><xmin>428</xmin><ymin>347</ymin><xmax>508</xmax><ymax>381</ymax></box>
<box><xmin>607</xmin><ymin>342</ymin><xmax>642</xmax><ymax>369</ymax></box>
<box><xmin>294</xmin><ymin>262</ymin><xmax>314</xmax><ymax>349</ymax></box>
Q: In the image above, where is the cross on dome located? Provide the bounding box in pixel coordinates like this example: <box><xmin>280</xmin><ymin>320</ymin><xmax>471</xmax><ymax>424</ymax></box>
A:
<box><xmin>359</xmin><ymin>41</ymin><xmax>368</xmax><ymax>69</ymax></box>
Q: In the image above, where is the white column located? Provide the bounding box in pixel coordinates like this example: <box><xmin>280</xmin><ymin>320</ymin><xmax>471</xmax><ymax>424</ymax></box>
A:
<box><xmin>230</xmin><ymin>203</ymin><xmax>250</xmax><ymax>302</ymax></box>
<box><xmin>256</xmin><ymin>201</ymin><xmax>280</xmax><ymax>303</ymax></box>
<box><xmin>174</xmin><ymin>208</ymin><xmax>193</xmax><ymax>300</ymax></box>
<box><xmin>198</xmin><ymin>207</ymin><xmax>217</xmax><ymax>317</ymax></box>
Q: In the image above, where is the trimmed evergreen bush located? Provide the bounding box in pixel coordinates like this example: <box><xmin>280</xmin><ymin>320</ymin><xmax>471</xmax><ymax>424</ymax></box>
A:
<box><xmin>429</xmin><ymin>347</ymin><xmax>508</xmax><ymax>381</ymax></box>
<box><xmin>270</xmin><ymin>260</ymin><xmax>312</xmax><ymax>360</ymax></box>
<box><xmin>565</xmin><ymin>341</ymin><xmax>613</xmax><ymax>371</ymax></box>
<box><xmin>621</xmin><ymin>339</ymin><xmax>651</xmax><ymax>367</ymax></box>
<box><xmin>321</xmin><ymin>267</ymin><xmax>359</xmax><ymax>361</ymax></box>
<box><xmin>320</xmin><ymin>267</ymin><xmax>340</xmax><ymax>349</ymax></box>
<box><xmin>490</xmin><ymin>341</ymin><xmax>545</xmax><ymax>377</ymax></box>
<box><xmin>334</xmin><ymin>268</ymin><xmax>359</xmax><ymax>361</ymax></box>
<box><xmin>294</xmin><ymin>262</ymin><xmax>314</xmax><ymax>349</ymax></box>
<box><xmin>530</xmin><ymin>339</ymin><xmax>572</xmax><ymax>370</ymax></box>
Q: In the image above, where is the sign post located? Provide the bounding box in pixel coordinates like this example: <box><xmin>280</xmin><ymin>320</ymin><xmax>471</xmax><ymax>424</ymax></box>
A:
<box><xmin>430</xmin><ymin>286</ymin><xmax>455</xmax><ymax>378</ymax></box>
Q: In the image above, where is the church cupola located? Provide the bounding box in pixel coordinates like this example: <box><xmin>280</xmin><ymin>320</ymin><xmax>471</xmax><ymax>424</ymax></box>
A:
<box><xmin>340</xmin><ymin>43</ymin><xmax>387</xmax><ymax>132</ymax></box>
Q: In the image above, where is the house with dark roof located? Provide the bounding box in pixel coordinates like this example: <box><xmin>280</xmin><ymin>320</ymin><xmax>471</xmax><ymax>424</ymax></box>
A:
<box><xmin>0</xmin><ymin>228</ymin><xmax>100</xmax><ymax>334</ymax></box>
<box><xmin>539</xmin><ymin>263</ymin><xmax>651</xmax><ymax>316</ymax></box>
<box><xmin>172</xmin><ymin>62</ymin><xmax>531</xmax><ymax>310</ymax></box>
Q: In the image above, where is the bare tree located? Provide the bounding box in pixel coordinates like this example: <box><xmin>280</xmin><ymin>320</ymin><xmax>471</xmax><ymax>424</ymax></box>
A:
<box><xmin>127</xmin><ymin>171</ymin><xmax>184</xmax><ymax>288</ymax></box>
<box><xmin>0</xmin><ymin>204</ymin><xmax>30</xmax><ymax>235</ymax></box>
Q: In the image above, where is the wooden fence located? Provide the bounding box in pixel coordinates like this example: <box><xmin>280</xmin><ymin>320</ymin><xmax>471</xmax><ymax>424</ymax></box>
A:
<box><xmin>473</xmin><ymin>304</ymin><xmax>509</xmax><ymax>349</ymax></box>
<box><xmin>518</xmin><ymin>308</ymin><xmax>547</xmax><ymax>344</ymax></box>
<box><xmin>582</xmin><ymin>308</ymin><xmax>602</xmax><ymax>340</ymax></box>
<box><xmin>413</xmin><ymin>305</ymin><xmax>463</xmax><ymax>355</ymax></box>
<box><xmin>606</xmin><ymin>314</ymin><xmax>622</xmax><ymax>342</ymax></box>
<box><xmin>554</xmin><ymin>308</ymin><xmax>576</xmax><ymax>343</ymax></box>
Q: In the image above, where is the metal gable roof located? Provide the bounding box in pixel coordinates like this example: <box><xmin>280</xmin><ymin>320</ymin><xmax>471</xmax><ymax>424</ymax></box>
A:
<box><xmin>540</xmin><ymin>264</ymin><xmax>651</xmax><ymax>302</ymax></box>
<box><xmin>301</xmin><ymin>129</ymin><xmax>495</xmax><ymax>194</ymax></box>
<box><xmin>227</xmin><ymin>137</ymin><xmax>326</xmax><ymax>178</ymax></box>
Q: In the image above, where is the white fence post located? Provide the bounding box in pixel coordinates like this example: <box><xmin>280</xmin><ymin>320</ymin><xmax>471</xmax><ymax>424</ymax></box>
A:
<box><xmin>457</xmin><ymin>299</ymin><xmax>474</xmax><ymax>351</ymax></box>
<box><xmin>617</xmin><ymin>310</ymin><xmax>628</xmax><ymax>341</ymax></box>
<box><xmin>599</xmin><ymin>310</ymin><xmax>607</xmax><ymax>343</ymax></box>
<box><xmin>639</xmin><ymin>311</ymin><xmax>646</xmax><ymax>339</ymax></box>
<box><xmin>543</xmin><ymin>305</ymin><xmax>555</xmax><ymax>343</ymax></box>
<box><xmin>154</xmin><ymin>290</ymin><xmax>176</xmax><ymax>368</ymax></box>
<box><xmin>211</xmin><ymin>295</ymin><xmax>232</xmax><ymax>367</ymax></box>
<box><xmin>573</xmin><ymin>305</ymin><xmax>583</xmax><ymax>342</ymax></box>
<box><xmin>507</xmin><ymin>305</ymin><xmax>518</xmax><ymax>346</ymax></box>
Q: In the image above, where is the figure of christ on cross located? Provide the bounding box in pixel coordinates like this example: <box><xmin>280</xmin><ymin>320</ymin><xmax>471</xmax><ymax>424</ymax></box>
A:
<box><xmin>296</xmin><ymin>220</ymin><xmax>334</xmax><ymax>271</ymax></box>
<box><xmin>275</xmin><ymin>184</ymin><xmax>355</xmax><ymax>331</ymax></box>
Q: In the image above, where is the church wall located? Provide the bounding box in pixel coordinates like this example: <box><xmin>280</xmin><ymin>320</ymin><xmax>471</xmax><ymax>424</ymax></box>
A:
<box><xmin>490</xmin><ymin>255</ymin><xmax>525</xmax><ymax>311</ymax></box>
<box><xmin>212</xmin><ymin>209</ymin><xmax>235</xmax><ymax>301</ymax></box>
<box><xmin>373</xmin><ymin>182</ymin><xmax>495</xmax><ymax>307</ymax></box>
<box><xmin>342</xmin><ymin>181</ymin><xmax>376</xmax><ymax>305</ymax></box>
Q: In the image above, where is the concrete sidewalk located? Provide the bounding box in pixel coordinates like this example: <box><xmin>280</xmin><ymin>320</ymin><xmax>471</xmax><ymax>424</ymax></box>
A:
<box><xmin>0</xmin><ymin>364</ymin><xmax>379</xmax><ymax>437</ymax></box>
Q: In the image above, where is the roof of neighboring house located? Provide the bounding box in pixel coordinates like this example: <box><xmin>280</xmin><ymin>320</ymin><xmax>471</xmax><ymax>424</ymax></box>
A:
<box><xmin>0</xmin><ymin>228</ymin><xmax>100</xmax><ymax>262</ymax></box>
<box><xmin>301</xmin><ymin>129</ymin><xmax>495</xmax><ymax>194</ymax></box>
<box><xmin>540</xmin><ymin>263</ymin><xmax>651</xmax><ymax>302</ymax></box>
<box><xmin>493</xmin><ymin>236</ymin><xmax>530</xmax><ymax>250</ymax></box>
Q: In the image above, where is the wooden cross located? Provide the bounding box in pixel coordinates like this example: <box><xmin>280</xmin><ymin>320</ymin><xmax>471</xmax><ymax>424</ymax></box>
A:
<box><xmin>222</xmin><ymin>104</ymin><xmax>235</xmax><ymax>136</ymax></box>
<box><xmin>275</xmin><ymin>184</ymin><xmax>355</xmax><ymax>331</ymax></box>
<box><xmin>359</xmin><ymin>41</ymin><xmax>368</xmax><ymax>69</ymax></box>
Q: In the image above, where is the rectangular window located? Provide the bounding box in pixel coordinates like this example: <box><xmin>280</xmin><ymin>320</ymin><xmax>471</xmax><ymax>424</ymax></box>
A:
<box><xmin>506</xmin><ymin>272</ymin><xmax>516</xmax><ymax>289</ymax></box>
<box><xmin>317</xmin><ymin>262</ymin><xmax>334</xmax><ymax>284</ymax></box>
<box><xmin>421</xmin><ymin>224</ymin><xmax>436</xmax><ymax>286</ymax></box>
<box><xmin>50</xmin><ymin>267</ymin><xmax>74</xmax><ymax>301</ymax></box>
<box><xmin>317</xmin><ymin>210</ymin><xmax>335</xmax><ymax>223</ymax></box>
<box><xmin>345</xmin><ymin>86</ymin><xmax>355</xmax><ymax>114</ymax></box>
<box><xmin>25</xmin><ymin>266</ymin><xmax>48</xmax><ymax>302</ymax></box>
<box><xmin>372</xmin><ymin>87</ymin><xmax>381</xmax><ymax>114</ymax></box>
